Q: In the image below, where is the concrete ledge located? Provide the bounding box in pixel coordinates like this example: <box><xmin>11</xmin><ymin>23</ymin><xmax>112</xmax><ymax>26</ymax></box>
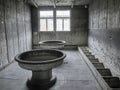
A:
<box><xmin>78</xmin><ymin>47</ymin><xmax>120</xmax><ymax>90</ymax></box>
<box><xmin>32</xmin><ymin>44</ymin><xmax>78</xmax><ymax>50</ymax></box>
<box><xmin>78</xmin><ymin>47</ymin><xmax>111</xmax><ymax>90</ymax></box>
<box><xmin>103</xmin><ymin>76</ymin><xmax>120</xmax><ymax>89</ymax></box>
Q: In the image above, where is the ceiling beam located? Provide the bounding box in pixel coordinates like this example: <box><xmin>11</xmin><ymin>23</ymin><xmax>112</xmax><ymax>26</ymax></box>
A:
<box><xmin>31</xmin><ymin>0</ymin><xmax>38</xmax><ymax>8</ymax></box>
<box><xmin>50</xmin><ymin>0</ymin><xmax>61</xmax><ymax>8</ymax></box>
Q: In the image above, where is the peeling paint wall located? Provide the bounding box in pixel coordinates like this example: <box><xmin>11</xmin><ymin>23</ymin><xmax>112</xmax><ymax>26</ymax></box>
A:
<box><xmin>31</xmin><ymin>6</ymin><xmax>88</xmax><ymax>48</ymax></box>
<box><xmin>89</xmin><ymin>0</ymin><xmax>120</xmax><ymax>75</ymax></box>
<box><xmin>0</xmin><ymin>0</ymin><xmax>32</xmax><ymax>69</ymax></box>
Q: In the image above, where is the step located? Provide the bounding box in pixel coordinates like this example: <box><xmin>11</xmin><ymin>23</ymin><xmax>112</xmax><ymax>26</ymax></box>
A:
<box><xmin>86</xmin><ymin>55</ymin><xmax>96</xmax><ymax>59</ymax></box>
<box><xmin>92</xmin><ymin>63</ymin><xmax>105</xmax><ymax>69</ymax></box>
<box><xmin>81</xmin><ymin>48</ymin><xmax>89</xmax><ymax>52</ymax></box>
<box><xmin>103</xmin><ymin>76</ymin><xmax>120</xmax><ymax>88</ymax></box>
<box><xmin>82</xmin><ymin>50</ymin><xmax>89</xmax><ymax>52</ymax></box>
<box><xmin>89</xmin><ymin>59</ymin><xmax>99</xmax><ymax>63</ymax></box>
<box><xmin>97</xmin><ymin>69</ymin><xmax>112</xmax><ymax>76</ymax></box>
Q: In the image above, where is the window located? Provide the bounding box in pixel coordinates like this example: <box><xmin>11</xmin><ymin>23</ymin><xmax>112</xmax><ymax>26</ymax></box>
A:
<box><xmin>39</xmin><ymin>11</ymin><xmax>54</xmax><ymax>31</ymax></box>
<box><xmin>56</xmin><ymin>10</ymin><xmax>70</xmax><ymax>31</ymax></box>
<box><xmin>39</xmin><ymin>10</ymin><xmax>70</xmax><ymax>31</ymax></box>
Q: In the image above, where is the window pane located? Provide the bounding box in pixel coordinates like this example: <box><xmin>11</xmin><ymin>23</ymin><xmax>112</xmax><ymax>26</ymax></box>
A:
<box><xmin>40</xmin><ymin>11</ymin><xmax>53</xmax><ymax>17</ymax></box>
<box><xmin>57</xmin><ymin>10</ymin><xmax>70</xmax><ymax>17</ymax></box>
<box><xmin>47</xmin><ymin>19</ymin><xmax>53</xmax><ymax>31</ymax></box>
<box><xmin>64</xmin><ymin>19</ymin><xmax>70</xmax><ymax>31</ymax></box>
<box><xmin>40</xmin><ymin>19</ymin><xmax>46</xmax><ymax>31</ymax></box>
<box><xmin>57</xmin><ymin>19</ymin><xmax>62</xmax><ymax>31</ymax></box>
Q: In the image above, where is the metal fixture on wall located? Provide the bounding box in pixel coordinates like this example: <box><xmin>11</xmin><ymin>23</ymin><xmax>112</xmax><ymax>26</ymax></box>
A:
<box><xmin>31</xmin><ymin>0</ymin><xmax>38</xmax><ymax>8</ymax></box>
<box><xmin>71</xmin><ymin>0</ymin><xmax>75</xmax><ymax>8</ymax></box>
<box><xmin>50</xmin><ymin>0</ymin><xmax>61</xmax><ymax>8</ymax></box>
<box><xmin>84</xmin><ymin>5</ymin><xmax>87</xmax><ymax>8</ymax></box>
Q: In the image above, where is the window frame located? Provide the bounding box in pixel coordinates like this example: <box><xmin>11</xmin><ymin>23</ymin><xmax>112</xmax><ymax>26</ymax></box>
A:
<box><xmin>39</xmin><ymin>8</ymin><xmax>71</xmax><ymax>32</ymax></box>
<box><xmin>39</xmin><ymin>10</ymin><xmax>54</xmax><ymax>31</ymax></box>
<box><xmin>56</xmin><ymin>10</ymin><xmax>70</xmax><ymax>31</ymax></box>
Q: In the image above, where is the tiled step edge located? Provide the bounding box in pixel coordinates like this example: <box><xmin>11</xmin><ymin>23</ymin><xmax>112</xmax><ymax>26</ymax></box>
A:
<box><xmin>92</xmin><ymin>63</ymin><xmax>105</xmax><ymax>69</ymax></box>
<box><xmin>97</xmin><ymin>69</ymin><xmax>112</xmax><ymax>76</ymax></box>
<box><xmin>78</xmin><ymin>47</ymin><xmax>111</xmax><ymax>90</ymax></box>
<box><xmin>103</xmin><ymin>76</ymin><xmax>120</xmax><ymax>89</ymax></box>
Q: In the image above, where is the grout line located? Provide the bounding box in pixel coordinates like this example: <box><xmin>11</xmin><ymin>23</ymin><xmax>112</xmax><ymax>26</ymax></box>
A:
<box><xmin>0</xmin><ymin>77</ymin><xmax>22</xmax><ymax>80</ymax></box>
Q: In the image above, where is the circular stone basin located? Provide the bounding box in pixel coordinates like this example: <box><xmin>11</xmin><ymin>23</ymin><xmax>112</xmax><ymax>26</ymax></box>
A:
<box><xmin>39</xmin><ymin>40</ymin><xmax>66</xmax><ymax>49</ymax></box>
<box><xmin>15</xmin><ymin>49</ymin><xmax>66</xmax><ymax>89</ymax></box>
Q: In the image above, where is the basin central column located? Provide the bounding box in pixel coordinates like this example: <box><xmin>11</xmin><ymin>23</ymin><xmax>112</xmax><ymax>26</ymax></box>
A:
<box><xmin>31</xmin><ymin>69</ymin><xmax>52</xmax><ymax>82</ymax></box>
<box><xmin>27</xmin><ymin>69</ymin><xmax>57</xmax><ymax>89</ymax></box>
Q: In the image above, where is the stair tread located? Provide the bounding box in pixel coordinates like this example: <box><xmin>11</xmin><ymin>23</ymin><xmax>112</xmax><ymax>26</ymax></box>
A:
<box><xmin>97</xmin><ymin>69</ymin><xmax>112</xmax><ymax>76</ymax></box>
<box><xmin>92</xmin><ymin>63</ymin><xmax>105</xmax><ymax>68</ymax></box>
<box><xmin>103</xmin><ymin>77</ymin><xmax>120</xmax><ymax>88</ymax></box>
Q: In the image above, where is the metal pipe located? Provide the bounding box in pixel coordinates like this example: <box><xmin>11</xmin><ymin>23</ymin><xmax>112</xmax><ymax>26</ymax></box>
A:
<box><xmin>53</xmin><ymin>0</ymin><xmax>56</xmax><ymax>8</ymax></box>
<box><xmin>71</xmin><ymin>0</ymin><xmax>75</xmax><ymax>8</ymax></box>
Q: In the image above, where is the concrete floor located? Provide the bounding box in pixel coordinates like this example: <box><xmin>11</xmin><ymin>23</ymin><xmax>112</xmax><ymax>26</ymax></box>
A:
<box><xmin>0</xmin><ymin>50</ymin><xmax>102</xmax><ymax>90</ymax></box>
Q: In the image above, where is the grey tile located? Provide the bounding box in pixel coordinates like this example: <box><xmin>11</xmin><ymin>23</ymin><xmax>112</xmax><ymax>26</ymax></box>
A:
<box><xmin>50</xmin><ymin>80</ymin><xmax>99</xmax><ymax>90</ymax></box>
<box><xmin>0</xmin><ymin>79</ymin><xmax>28</xmax><ymax>90</ymax></box>
<box><xmin>0</xmin><ymin>62</ymin><xmax>31</xmax><ymax>80</ymax></box>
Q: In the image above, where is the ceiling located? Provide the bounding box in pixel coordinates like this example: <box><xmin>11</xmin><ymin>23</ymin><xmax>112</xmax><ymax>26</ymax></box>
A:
<box><xmin>27</xmin><ymin>0</ymin><xmax>91</xmax><ymax>7</ymax></box>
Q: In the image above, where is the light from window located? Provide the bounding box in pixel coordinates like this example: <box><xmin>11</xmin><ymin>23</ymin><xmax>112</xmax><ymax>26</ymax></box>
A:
<box><xmin>56</xmin><ymin>11</ymin><xmax>70</xmax><ymax>17</ymax></box>
<box><xmin>64</xmin><ymin>19</ymin><xmax>70</xmax><ymax>31</ymax></box>
<box><xmin>40</xmin><ymin>19</ymin><xmax>47</xmax><ymax>31</ymax></box>
<box><xmin>40</xmin><ymin>11</ymin><xmax>53</xmax><ymax>17</ymax></box>
<box><xmin>57</xmin><ymin>19</ymin><xmax>62</xmax><ymax>31</ymax></box>
<box><xmin>48</xmin><ymin>19</ymin><xmax>53</xmax><ymax>31</ymax></box>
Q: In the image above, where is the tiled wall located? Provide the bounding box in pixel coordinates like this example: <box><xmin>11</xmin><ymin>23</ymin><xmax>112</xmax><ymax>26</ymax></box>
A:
<box><xmin>89</xmin><ymin>0</ymin><xmax>120</xmax><ymax>75</ymax></box>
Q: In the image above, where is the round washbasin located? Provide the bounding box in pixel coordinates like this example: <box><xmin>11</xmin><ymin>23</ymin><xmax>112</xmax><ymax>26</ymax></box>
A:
<box><xmin>39</xmin><ymin>40</ymin><xmax>66</xmax><ymax>49</ymax></box>
<box><xmin>15</xmin><ymin>49</ymin><xmax>66</xmax><ymax>89</ymax></box>
<box><xmin>15</xmin><ymin>49</ymin><xmax>66</xmax><ymax>70</ymax></box>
